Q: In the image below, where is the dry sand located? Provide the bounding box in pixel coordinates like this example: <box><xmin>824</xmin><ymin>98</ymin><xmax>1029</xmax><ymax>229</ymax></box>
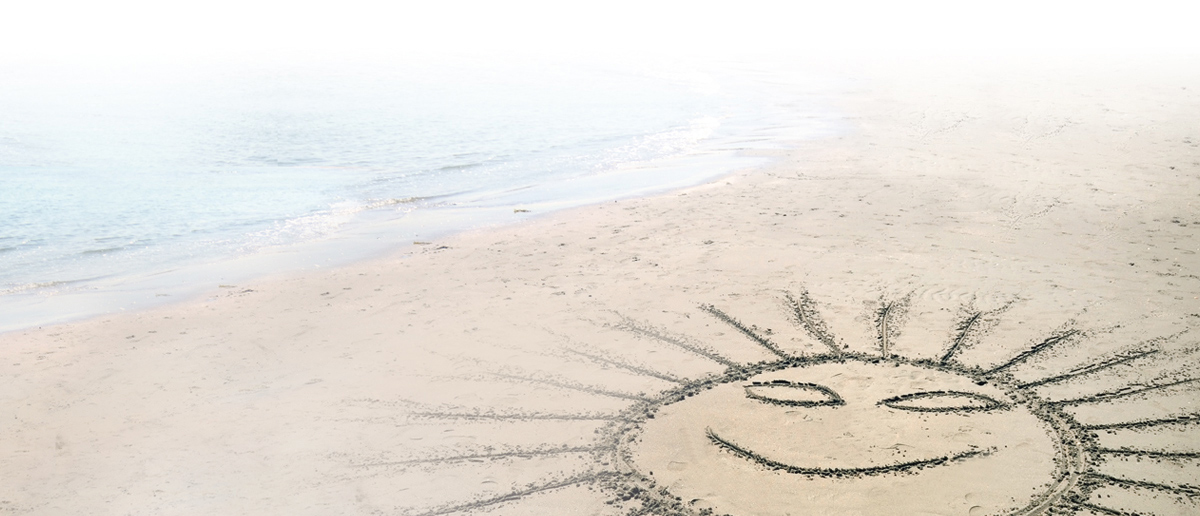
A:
<box><xmin>3</xmin><ymin>56</ymin><xmax>1199</xmax><ymax>516</ymax></box>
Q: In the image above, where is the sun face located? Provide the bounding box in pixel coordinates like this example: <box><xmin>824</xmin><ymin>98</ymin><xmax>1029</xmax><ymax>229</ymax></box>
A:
<box><xmin>626</xmin><ymin>357</ymin><xmax>1068</xmax><ymax>515</ymax></box>
<box><xmin>392</xmin><ymin>289</ymin><xmax>1197</xmax><ymax>516</ymax></box>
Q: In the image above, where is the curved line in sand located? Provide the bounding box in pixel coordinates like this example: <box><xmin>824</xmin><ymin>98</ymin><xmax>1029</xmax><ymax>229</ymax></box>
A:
<box><xmin>706</xmin><ymin>428</ymin><xmax>994</xmax><ymax>477</ymax></box>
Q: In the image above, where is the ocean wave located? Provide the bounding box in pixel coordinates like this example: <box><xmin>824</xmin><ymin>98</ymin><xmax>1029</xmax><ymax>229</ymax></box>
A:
<box><xmin>437</xmin><ymin>162</ymin><xmax>482</xmax><ymax>172</ymax></box>
<box><xmin>362</xmin><ymin>197</ymin><xmax>425</xmax><ymax>209</ymax></box>
<box><xmin>79</xmin><ymin>246</ymin><xmax>126</xmax><ymax>255</ymax></box>
<box><xmin>1</xmin><ymin>278</ymin><xmax>90</xmax><ymax>295</ymax></box>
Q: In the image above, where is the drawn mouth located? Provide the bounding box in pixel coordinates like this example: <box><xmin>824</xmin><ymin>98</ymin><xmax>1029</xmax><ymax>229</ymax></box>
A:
<box><xmin>706</xmin><ymin>428</ymin><xmax>995</xmax><ymax>477</ymax></box>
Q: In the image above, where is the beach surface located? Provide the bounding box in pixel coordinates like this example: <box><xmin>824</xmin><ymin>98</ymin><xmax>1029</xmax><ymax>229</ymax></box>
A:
<box><xmin>3</xmin><ymin>56</ymin><xmax>1199</xmax><ymax>515</ymax></box>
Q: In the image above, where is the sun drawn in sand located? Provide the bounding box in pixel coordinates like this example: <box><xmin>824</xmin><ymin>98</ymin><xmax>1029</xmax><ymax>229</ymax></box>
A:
<box><xmin>390</xmin><ymin>289</ymin><xmax>1199</xmax><ymax>516</ymax></box>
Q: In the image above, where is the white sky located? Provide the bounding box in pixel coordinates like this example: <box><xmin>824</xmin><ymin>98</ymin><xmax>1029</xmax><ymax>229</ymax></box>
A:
<box><xmin>1</xmin><ymin>0</ymin><xmax>1197</xmax><ymax>65</ymax></box>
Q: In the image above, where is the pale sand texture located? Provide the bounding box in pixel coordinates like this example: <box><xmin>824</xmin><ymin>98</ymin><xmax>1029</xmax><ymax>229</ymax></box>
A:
<box><xmin>3</xmin><ymin>57</ymin><xmax>1199</xmax><ymax>515</ymax></box>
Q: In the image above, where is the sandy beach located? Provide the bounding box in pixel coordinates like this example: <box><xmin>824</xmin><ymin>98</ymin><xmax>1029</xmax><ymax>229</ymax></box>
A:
<box><xmin>3</xmin><ymin>56</ymin><xmax>1199</xmax><ymax>515</ymax></box>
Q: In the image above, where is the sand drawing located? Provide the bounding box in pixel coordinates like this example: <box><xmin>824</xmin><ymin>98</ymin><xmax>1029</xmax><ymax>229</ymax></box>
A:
<box><xmin>397</xmin><ymin>288</ymin><xmax>1200</xmax><ymax>516</ymax></box>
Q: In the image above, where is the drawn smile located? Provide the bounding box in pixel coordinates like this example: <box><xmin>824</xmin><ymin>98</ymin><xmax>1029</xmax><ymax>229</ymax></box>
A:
<box><xmin>707</xmin><ymin>428</ymin><xmax>995</xmax><ymax>477</ymax></box>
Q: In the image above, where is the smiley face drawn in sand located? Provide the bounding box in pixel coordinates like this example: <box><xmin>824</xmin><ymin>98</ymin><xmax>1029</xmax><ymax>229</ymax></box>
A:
<box><xmin>626</xmin><ymin>356</ymin><xmax>1073</xmax><ymax>516</ymax></box>
<box><xmin>708</xmin><ymin>361</ymin><xmax>1019</xmax><ymax>477</ymax></box>
<box><xmin>396</xmin><ymin>291</ymin><xmax>1196</xmax><ymax>516</ymax></box>
<box><xmin>602</xmin><ymin>298</ymin><xmax>1109</xmax><ymax>516</ymax></box>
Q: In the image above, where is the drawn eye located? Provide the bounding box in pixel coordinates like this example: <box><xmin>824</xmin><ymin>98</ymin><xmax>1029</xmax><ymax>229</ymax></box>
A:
<box><xmin>744</xmin><ymin>380</ymin><xmax>844</xmax><ymax>407</ymax></box>
<box><xmin>879</xmin><ymin>391</ymin><xmax>1007</xmax><ymax>412</ymax></box>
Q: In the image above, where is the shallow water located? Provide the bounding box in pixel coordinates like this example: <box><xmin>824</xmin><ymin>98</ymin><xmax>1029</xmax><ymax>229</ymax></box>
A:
<box><xmin>0</xmin><ymin>57</ymin><xmax>843</xmax><ymax>331</ymax></box>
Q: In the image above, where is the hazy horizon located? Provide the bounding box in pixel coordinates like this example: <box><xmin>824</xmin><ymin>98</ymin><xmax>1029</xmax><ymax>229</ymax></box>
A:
<box><xmin>4</xmin><ymin>1</ymin><xmax>1198</xmax><ymax>68</ymax></box>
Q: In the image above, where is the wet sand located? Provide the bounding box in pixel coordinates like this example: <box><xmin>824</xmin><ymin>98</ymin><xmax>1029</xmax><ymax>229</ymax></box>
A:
<box><xmin>3</xmin><ymin>56</ymin><xmax>1199</xmax><ymax>515</ymax></box>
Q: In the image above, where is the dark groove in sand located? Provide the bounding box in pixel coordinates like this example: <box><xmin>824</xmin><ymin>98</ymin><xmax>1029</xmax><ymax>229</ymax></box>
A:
<box><xmin>403</xmin><ymin>471</ymin><xmax>619</xmax><ymax>516</ymax></box>
<box><xmin>612</xmin><ymin>316</ymin><xmax>740</xmax><ymax>369</ymax></box>
<box><xmin>563</xmin><ymin>348</ymin><xmax>686</xmax><ymax>384</ymax></box>
<box><xmin>1019</xmin><ymin>348</ymin><xmax>1159</xmax><ymax>389</ymax></box>
<box><xmin>940</xmin><ymin>312</ymin><xmax>981</xmax><ymax>364</ymax></box>
<box><xmin>1060</xmin><ymin>500</ymin><xmax>1137</xmax><ymax>516</ymax></box>
<box><xmin>1092</xmin><ymin>448</ymin><xmax>1200</xmax><ymax>460</ymax></box>
<box><xmin>408</xmin><ymin>411</ymin><xmax>628</xmax><ymax>422</ymax></box>
<box><xmin>487</xmin><ymin>372</ymin><xmax>653</xmax><ymax>402</ymax></box>
<box><xmin>1049</xmin><ymin>376</ymin><xmax>1200</xmax><ymax>406</ymax></box>
<box><xmin>1085</xmin><ymin>472</ymin><xmax>1200</xmax><ymax>498</ymax></box>
<box><xmin>700</xmin><ymin>304</ymin><xmax>791</xmax><ymax>360</ymax></box>
<box><xmin>877</xmin><ymin>301</ymin><xmax>893</xmax><ymax>358</ymax></box>
<box><xmin>706</xmin><ymin>428</ymin><xmax>992</xmax><ymax>477</ymax></box>
<box><xmin>784</xmin><ymin>289</ymin><xmax>842</xmax><ymax>355</ymax></box>
<box><xmin>355</xmin><ymin>445</ymin><xmax>608</xmax><ymax>468</ymax></box>
<box><xmin>1084</xmin><ymin>413</ymin><xmax>1200</xmax><ymax>430</ymax></box>
<box><xmin>986</xmin><ymin>328</ymin><xmax>1081</xmax><ymax>375</ymax></box>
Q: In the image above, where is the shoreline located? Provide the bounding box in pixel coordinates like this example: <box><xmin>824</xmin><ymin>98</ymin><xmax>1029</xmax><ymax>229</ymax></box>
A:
<box><xmin>3</xmin><ymin>56</ymin><xmax>1199</xmax><ymax>515</ymax></box>
<box><xmin>0</xmin><ymin>147</ymin><xmax>796</xmax><ymax>335</ymax></box>
<box><xmin>0</xmin><ymin>60</ymin><xmax>845</xmax><ymax>335</ymax></box>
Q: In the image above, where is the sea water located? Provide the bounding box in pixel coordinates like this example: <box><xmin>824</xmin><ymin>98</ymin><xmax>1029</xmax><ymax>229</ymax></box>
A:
<box><xmin>0</xmin><ymin>56</ymin><xmax>842</xmax><ymax>332</ymax></box>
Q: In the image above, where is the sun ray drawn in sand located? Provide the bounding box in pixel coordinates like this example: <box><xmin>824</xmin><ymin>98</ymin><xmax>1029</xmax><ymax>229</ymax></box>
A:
<box><xmin>393</xmin><ymin>288</ymin><xmax>1200</xmax><ymax>516</ymax></box>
